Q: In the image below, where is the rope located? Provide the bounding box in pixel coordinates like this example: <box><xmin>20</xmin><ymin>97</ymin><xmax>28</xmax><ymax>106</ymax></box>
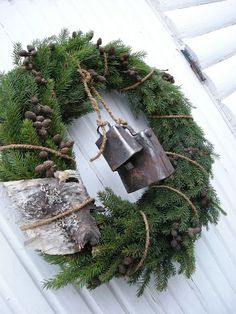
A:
<box><xmin>133</xmin><ymin>210</ymin><xmax>150</xmax><ymax>273</ymax></box>
<box><xmin>149</xmin><ymin>114</ymin><xmax>193</xmax><ymax>119</ymax></box>
<box><xmin>0</xmin><ymin>144</ymin><xmax>75</xmax><ymax>161</ymax></box>
<box><xmin>103</xmin><ymin>52</ymin><xmax>108</xmax><ymax>76</ymax></box>
<box><xmin>152</xmin><ymin>185</ymin><xmax>199</xmax><ymax>218</ymax></box>
<box><xmin>20</xmin><ymin>197</ymin><xmax>94</xmax><ymax>231</ymax></box>
<box><xmin>91</xmin><ymin>87</ymin><xmax>127</xmax><ymax>125</ymax></box>
<box><xmin>120</xmin><ymin>68</ymin><xmax>155</xmax><ymax>92</ymax></box>
<box><xmin>166</xmin><ymin>152</ymin><xmax>208</xmax><ymax>175</ymax></box>
<box><xmin>77</xmin><ymin>65</ymin><xmax>107</xmax><ymax>161</ymax></box>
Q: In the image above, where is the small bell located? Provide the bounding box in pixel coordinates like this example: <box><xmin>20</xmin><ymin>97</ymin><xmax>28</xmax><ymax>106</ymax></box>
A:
<box><xmin>96</xmin><ymin>123</ymin><xmax>143</xmax><ymax>171</ymax></box>
<box><xmin>96</xmin><ymin>124</ymin><xmax>174</xmax><ymax>193</ymax></box>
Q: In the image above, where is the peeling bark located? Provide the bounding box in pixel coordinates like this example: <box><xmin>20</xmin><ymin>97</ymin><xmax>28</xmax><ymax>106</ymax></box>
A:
<box><xmin>4</xmin><ymin>170</ymin><xmax>100</xmax><ymax>255</ymax></box>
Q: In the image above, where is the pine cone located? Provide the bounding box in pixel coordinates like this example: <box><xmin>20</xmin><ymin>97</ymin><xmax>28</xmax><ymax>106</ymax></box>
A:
<box><xmin>36</xmin><ymin>115</ymin><xmax>45</xmax><ymax>122</ymax></box>
<box><xmin>39</xmin><ymin>151</ymin><xmax>49</xmax><ymax>159</ymax></box>
<box><xmin>25</xmin><ymin>111</ymin><xmax>36</xmax><ymax>121</ymax></box>
<box><xmin>53</xmin><ymin>134</ymin><xmax>62</xmax><ymax>145</ymax></box>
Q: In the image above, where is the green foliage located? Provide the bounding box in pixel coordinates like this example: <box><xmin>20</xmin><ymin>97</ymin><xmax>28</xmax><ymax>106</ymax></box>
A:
<box><xmin>1</xmin><ymin>30</ymin><xmax>223</xmax><ymax>296</ymax></box>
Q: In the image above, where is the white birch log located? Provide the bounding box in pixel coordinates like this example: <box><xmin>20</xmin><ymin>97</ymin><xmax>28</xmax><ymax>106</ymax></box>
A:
<box><xmin>3</xmin><ymin>170</ymin><xmax>101</xmax><ymax>255</ymax></box>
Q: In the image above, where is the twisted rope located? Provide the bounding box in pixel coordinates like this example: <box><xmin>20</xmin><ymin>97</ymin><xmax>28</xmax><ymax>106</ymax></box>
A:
<box><xmin>166</xmin><ymin>152</ymin><xmax>208</xmax><ymax>175</ymax></box>
<box><xmin>0</xmin><ymin>144</ymin><xmax>75</xmax><ymax>161</ymax></box>
<box><xmin>133</xmin><ymin>210</ymin><xmax>150</xmax><ymax>273</ymax></box>
<box><xmin>149</xmin><ymin>114</ymin><xmax>193</xmax><ymax>119</ymax></box>
<box><xmin>103</xmin><ymin>52</ymin><xmax>108</xmax><ymax>76</ymax></box>
<box><xmin>77</xmin><ymin>65</ymin><xmax>107</xmax><ymax>161</ymax></box>
<box><xmin>21</xmin><ymin>197</ymin><xmax>94</xmax><ymax>231</ymax></box>
<box><xmin>152</xmin><ymin>185</ymin><xmax>199</xmax><ymax>218</ymax></box>
<box><xmin>91</xmin><ymin>87</ymin><xmax>127</xmax><ymax>125</ymax></box>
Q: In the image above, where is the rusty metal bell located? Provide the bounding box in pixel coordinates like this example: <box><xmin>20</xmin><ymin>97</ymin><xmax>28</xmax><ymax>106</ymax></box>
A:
<box><xmin>96</xmin><ymin>123</ymin><xmax>174</xmax><ymax>193</ymax></box>
<box><xmin>117</xmin><ymin>126</ymin><xmax>175</xmax><ymax>193</ymax></box>
<box><xmin>96</xmin><ymin>123</ymin><xmax>143</xmax><ymax>171</ymax></box>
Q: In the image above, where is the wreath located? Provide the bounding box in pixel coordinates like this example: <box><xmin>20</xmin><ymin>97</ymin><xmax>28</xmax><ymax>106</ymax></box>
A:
<box><xmin>0</xmin><ymin>29</ymin><xmax>223</xmax><ymax>296</ymax></box>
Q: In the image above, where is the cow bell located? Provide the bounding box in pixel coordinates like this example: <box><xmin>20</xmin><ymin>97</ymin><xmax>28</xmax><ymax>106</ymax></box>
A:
<box><xmin>96</xmin><ymin>123</ymin><xmax>143</xmax><ymax>171</ymax></box>
<box><xmin>96</xmin><ymin>124</ymin><xmax>175</xmax><ymax>193</ymax></box>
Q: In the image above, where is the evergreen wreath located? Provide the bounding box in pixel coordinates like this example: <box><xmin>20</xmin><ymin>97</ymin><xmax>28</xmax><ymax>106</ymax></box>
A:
<box><xmin>0</xmin><ymin>29</ymin><xmax>224</xmax><ymax>296</ymax></box>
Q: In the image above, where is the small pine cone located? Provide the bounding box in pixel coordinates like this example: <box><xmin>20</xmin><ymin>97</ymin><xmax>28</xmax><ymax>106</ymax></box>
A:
<box><xmin>171</xmin><ymin>229</ymin><xmax>178</xmax><ymax>237</ymax></box>
<box><xmin>35</xmin><ymin>104</ymin><xmax>43</xmax><ymax>114</ymax></box>
<box><xmin>187</xmin><ymin>228</ymin><xmax>195</xmax><ymax>238</ymax></box>
<box><xmin>42</xmin><ymin>118</ymin><xmax>52</xmax><ymax>128</ymax></box>
<box><xmin>39</xmin><ymin>151</ymin><xmax>48</xmax><ymax>159</ymax></box>
<box><xmin>53</xmin><ymin>134</ymin><xmax>62</xmax><ymax>145</ymax></box>
<box><xmin>176</xmin><ymin>235</ymin><xmax>182</xmax><ymax>242</ymax></box>
<box><xmin>43</xmin><ymin>160</ymin><xmax>54</xmax><ymax>170</ymax></box>
<box><xmin>19</xmin><ymin>50</ymin><xmax>29</xmax><ymax>57</ymax></box>
<box><xmin>45</xmin><ymin>168</ymin><xmax>55</xmax><ymax>178</ymax></box>
<box><xmin>23</xmin><ymin>57</ymin><xmax>30</xmax><ymax>66</ymax></box>
<box><xmin>25</xmin><ymin>111</ymin><xmax>37</xmax><ymax>121</ymax></box>
<box><xmin>31</xmin><ymin>69</ymin><xmax>39</xmax><ymax>77</ymax></box>
<box><xmin>118</xmin><ymin>264</ymin><xmax>127</xmax><ymax>274</ymax></box>
<box><xmin>175</xmin><ymin>244</ymin><xmax>181</xmax><ymax>251</ymax></box>
<box><xmin>122</xmin><ymin>53</ymin><xmax>129</xmax><ymax>61</ymax></box>
<box><xmin>27</xmin><ymin>45</ymin><xmax>35</xmax><ymax>52</ymax></box>
<box><xmin>96</xmin><ymin>37</ymin><xmax>102</xmax><ymax>47</ymax></box>
<box><xmin>35</xmin><ymin>164</ymin><xmax>45</xmax><ymax>174</ymax></box>
<box><xmin>122</xmin><ymin>256</ymin><xmax>133</xmax><ymax>266</ymax></box>
<box><xmin>88</xmin><ymin>69</ymin><xmax>98</xmax><ymax>77</ymax></box>
<box><xmin>108</xmin><ymin>47</ymin><xmax>115</xmax><ymax>56</ymax></box>
<box><xmin>171</xmin><ymin>239</ymin><xmax>178</xmax><ymax>248</ymax></box>
<box><xmin>41</xmin><ymin>105</ymin><xmax>53</xmax><ymax>114</ymax></box>
<box><xmin>120</xmin><ymin>60</ymin><xmax>128</xmax><ymax>67</ymax></box>
<box><xmin>72</xmin><ymin>31</ymin><xmax>77</xmax><ymax>38</ymax></box>
<box><xmin>96</xmin><ymin>75</ymin><xmax>106</xmax><ymax>82</ymax></box>
<box><xmin>128</xmin><ymin>70</ymin><xmax>138</xmax><ymax>77</ymax></box>
<box><xmin>33</xmin><ymin>121</ymin><xmax>43</xmax><ymax>129</ymax></box>
<box><xmin>35</xmin><ymin>76</ymin><xmax>43</xmax><ymax>84</ymax></box>
<box><xmin>99</xmin><ymin>47</ymin><xmax>105</xmax><ymax>54</ymax></box>
<box><xmin>41</xmin><ymin>78</ymin><xmax>47</xmax><ymax>85</ymax></box>
<box><xmin>31</xmin><ymin>96</ymin><xmax>39</xmax><ymax>104</ymax></box>
<box><xmin>200</xmin><ymin>198</ymin><xmax>209</xmax><ymax>208</ymax></box>
<box><xmin>30</xmin><ymin>50</ymin><xmax>37</xmax><ymax>57</ymax></box>
<box><xmin>200</xmin><ymin>188</ymin><xmax>208</xmax><ymax>198</ymax></box>
<box><xmin>38</xmin><ymin>127</ymin><xmax>48</xmax><ymax>138</ymax></box>
<box><xmin>36</xmin><ymin>115</ymin><xmax>45</xmax><ymax>122</ymax></box>
<box><xmin>49</xmin><ymin>43</ymin><xmax>56</xmax><ymax>51</ymax></box>
<box><xmin>60</xmin><ymin>141</ymin><xmax>67</xmax><ymax>148</ymax></box>
<box><xmin>90</xmin><ymin>277</ymin><xmax>101</xmax><ymax>286</ymax></box>
<box><xmin>60</xmin><ymin>147</ymin><xmax>70</xmax><ymax>155</ymax></box>
<box><xmin>172</xmin><ymin>222</ymin><xmax>180</xmax><ymax>230</ymax></box>
<box><xmin>135</xmin><ymin>75</ymin><xmax>142</xmax><ymax>82</ymax></box>
<box><xmin>162</xmin><ymin>72</ymin><xmax>175</xmax><ymax>84</ymax></box>
<box><xmin>87</xmin><ymin>30</ymin><xmax>94</xmax><ymax>40</ymax></box>
<box><xmin>193</xmin><ymin>227</ymin><xmax>202</xmax><ymax>234</ymax></box>
<box><xmin>65</xmin><ymin>140</ymin><xmax>74</xmax><ymax>148</ymax></box>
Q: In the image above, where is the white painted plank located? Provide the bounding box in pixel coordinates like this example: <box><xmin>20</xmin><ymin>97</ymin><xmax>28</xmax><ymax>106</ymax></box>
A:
<box><xmin>0</xmin><ymin>0</ymin><xmax>236</xmax><ymax>313</ymax></box>
<box><xmin>185</xmin><ymin>24</ymin><xmax>236</xmax><ymax>69</ymax></box>
<box><xmin>158</xmin><ymin>0</ymin><xmax>223</xmax><ymax>10</ymax></box>
<box><xmin>223</xmin><ymin>91</ymin><xmax>236</xmax><ymax>116</ymax></box>
<box><xmin>204</xmin><ymin>54</ymin><xmax>236</xmax><ymax>99</ymax></box>
<box><xmin>165</xmin><ymin>0</ymin><xmax>236</xmax><ymax>38</ymax></box>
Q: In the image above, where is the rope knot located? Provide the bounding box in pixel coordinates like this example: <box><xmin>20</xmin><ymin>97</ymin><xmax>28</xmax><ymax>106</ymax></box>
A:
<box><xmin>96</xmin><ymin>119</ymin><xmax>107</xmax><ymax>127</ymax></box>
